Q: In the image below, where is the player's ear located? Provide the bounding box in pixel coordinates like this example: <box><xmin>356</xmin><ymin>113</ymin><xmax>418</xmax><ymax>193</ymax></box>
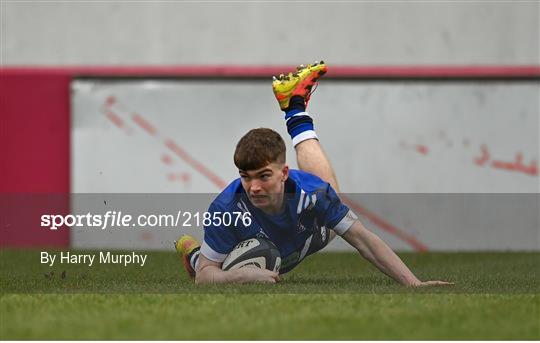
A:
<box><xmin>281</xmin><ymin>165</ymin><xmax>289</xmax><ymax>182</ymax></box>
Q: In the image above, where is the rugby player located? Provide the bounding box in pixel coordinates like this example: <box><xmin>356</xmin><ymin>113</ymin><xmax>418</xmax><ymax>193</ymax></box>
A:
<box><xmin>176</xmin><ymin>61</ymin><xmax>452</xmax><ymax>286</ymax></box>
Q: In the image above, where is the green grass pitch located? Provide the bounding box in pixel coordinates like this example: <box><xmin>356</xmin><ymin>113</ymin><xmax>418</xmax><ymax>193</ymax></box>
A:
<box><xmin>1</xmin><ymin>250</ymin><xmax>538</xmax><ymax>339</ymax></box>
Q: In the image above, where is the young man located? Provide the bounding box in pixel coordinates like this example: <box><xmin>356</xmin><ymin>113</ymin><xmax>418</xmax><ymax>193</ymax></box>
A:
<box><xmin>176</xmin><ymin>61</ymin><xmax>452</xmax><ymax>286</ymax></box>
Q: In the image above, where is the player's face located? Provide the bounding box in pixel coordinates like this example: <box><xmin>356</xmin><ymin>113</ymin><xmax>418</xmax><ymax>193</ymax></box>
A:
<box><xmin>239</xmin><ymin>162</ymin><xmax>289</xmax><ymax>214</ymax></box>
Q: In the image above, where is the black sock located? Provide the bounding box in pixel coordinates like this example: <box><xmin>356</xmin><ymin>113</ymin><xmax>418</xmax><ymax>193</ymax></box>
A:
<box><xmin>284</xmin><ymin>96</ymin><xmax>306</xmax><ymax>118</ymax></box>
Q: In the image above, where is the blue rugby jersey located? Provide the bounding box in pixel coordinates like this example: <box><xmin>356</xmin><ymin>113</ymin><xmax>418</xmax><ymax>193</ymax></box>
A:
<box><xmin>200</xmin><ymin>169</ymin><xmax>358</xmax><ymax>273</ymax></box>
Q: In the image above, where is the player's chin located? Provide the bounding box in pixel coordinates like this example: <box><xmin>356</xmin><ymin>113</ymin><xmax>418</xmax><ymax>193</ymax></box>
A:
<box><xmin>249</xmin><ymin>195</ymin><xmax>270</xmax><ymax>208</ymax></box>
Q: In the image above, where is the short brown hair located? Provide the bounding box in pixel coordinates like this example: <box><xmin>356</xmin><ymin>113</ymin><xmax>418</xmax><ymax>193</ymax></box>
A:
<box><xmin>234</xmin><ymin>128</ymin><xmax>286</xmax><ymax>170</ymax></box>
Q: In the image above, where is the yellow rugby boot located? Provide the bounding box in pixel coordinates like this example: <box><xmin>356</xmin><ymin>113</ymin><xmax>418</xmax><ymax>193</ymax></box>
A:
<box><xmin>174</xmin><ymin>235</ymin><xmax>200</xmax><ymax>279</ymax></box>
<box><xmin>272</xmin><ymin>61</ymin><xmax>328</xmax><ymax>110</ymax></box>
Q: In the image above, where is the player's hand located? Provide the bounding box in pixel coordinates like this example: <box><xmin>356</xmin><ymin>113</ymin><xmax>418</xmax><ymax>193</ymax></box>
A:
<box><xmin>409</xmin><ymin>280</ymin><xmax>455</xmax><ymax>287</ymax></box>
<box><xmin>238</xmin><ymin>266</ymin><xmax>280</xmax><ymax>284</ymax></box>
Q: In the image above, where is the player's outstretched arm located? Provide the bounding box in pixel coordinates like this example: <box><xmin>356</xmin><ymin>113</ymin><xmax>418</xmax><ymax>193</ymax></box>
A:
<box><xmin>195</xmin><ymin>254</ymin><xmax>280</xmax><ymax>284</ymax></box>
<box><xmin>342</xmin><ymin>221</ymin><xmax>454</xmax><ymax>287</ymax></box>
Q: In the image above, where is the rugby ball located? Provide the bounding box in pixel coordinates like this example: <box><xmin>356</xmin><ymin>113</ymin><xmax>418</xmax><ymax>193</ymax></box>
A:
<box><xmin>222</xmin><ymin>238</ymin><xmax>281</xmax><ymax>273</ymax></box>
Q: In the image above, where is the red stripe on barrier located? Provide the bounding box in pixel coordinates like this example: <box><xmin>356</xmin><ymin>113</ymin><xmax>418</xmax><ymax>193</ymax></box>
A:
<box><xmin>104</xmin><ymin>110</ymin><xmax>126</xmax><ymax>129</ymax></box>
<box><xmin>2</xmin><ymin>65</ymin><xmax>539</xmax><ymax>78</ymax></box>
<box><xmin>341</xmin><ymin>195</ymin><xmax>429</xmax><ymax>252</ymax></box>
<box><xmin>132</xmin><ymin>113</ymin><xmax>157</xmax><ymax>136</ymax></box>
<box><xmin>164</xmin><ymin>138</ymin><xmax>227</xmax><ymax>189</ymax></box>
